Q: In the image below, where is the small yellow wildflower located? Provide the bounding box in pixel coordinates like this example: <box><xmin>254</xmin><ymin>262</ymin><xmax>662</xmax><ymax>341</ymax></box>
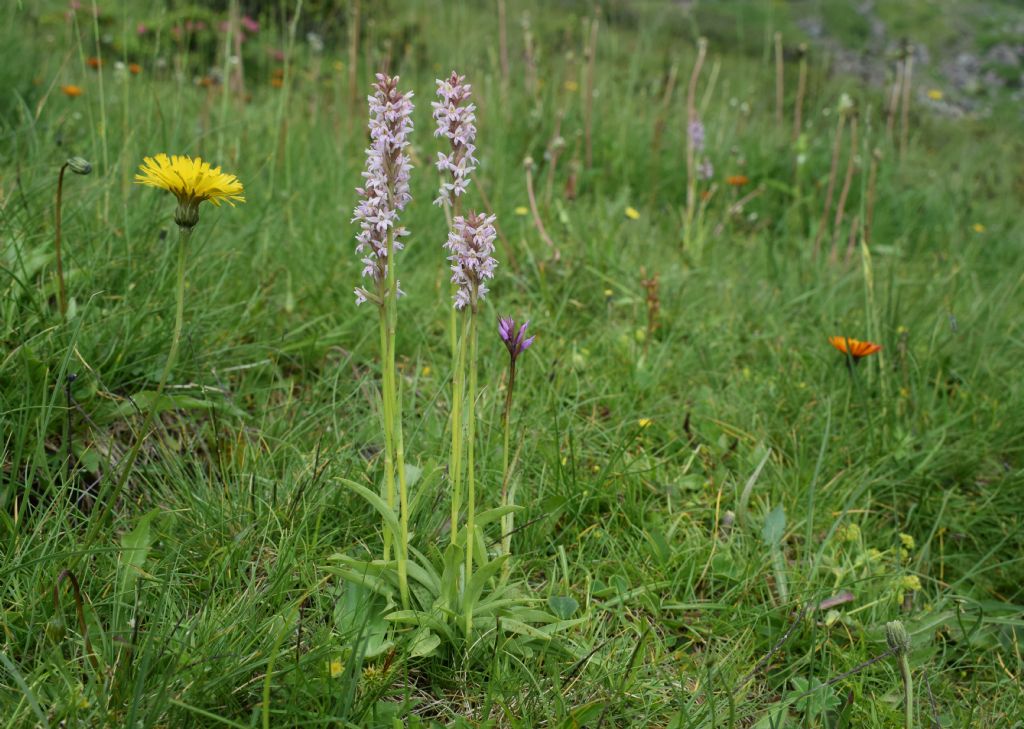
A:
<box><xmin>135</xmin><ymin>153</ymin><xmax>245</xmax><ymax>228</ymax></box>
<box><xmin>328</xmin><ymin>659</ymin><xmax>343</xmax><ymax>678</ymax></box>
<box><xmin>899</xmin><ymin>533</ymin><xmax>915</xmax><ymax>550</ymax></box>
<box><xmin>625</xmin><ymin>206</ymin><xmax>640</xmax><ymax>220</ymax></box>
<box><xmin>900</xmin><ymin>575</ymin><xmax>922</xmax><ymax>592</ymax></box>
<box><xmin>514</xmin><ymin>206</ymin><xmax>529</xmax><ymax>216</ymax></box>
<box><xmin>421</xmin><ymin>366</ymin><xmax>432</xmax><ymax>377</ymax></box>
<box><xmin>972</xmin><ymin>223</ymin><xmax>985</xmax><ymax>234</ymax></box>
<box><xmin>564</xmin><ymin>80</ymin><xmax>579</xmax><ymax>92</ymax></box>
<box><xmin>638</xmin><ymin>418</ymin><xmax>653</xmax><ymax>428</ymax></box>
<box><xmin>927</xmin><ymin>89</ymin><xmax>943</xmax><ymax>101</ymax></box>
<box><xmin>603</xmin><ymin>288</ymin><xmax>613</xmax><ymax>298</ymax></box>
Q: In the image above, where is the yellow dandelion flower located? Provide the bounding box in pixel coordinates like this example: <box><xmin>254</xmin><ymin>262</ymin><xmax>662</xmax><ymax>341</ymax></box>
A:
<box><xmin>514</xmin><ymin>206</ymin><xmax>529</xmax><ymax>216</ymax></box>
<box><xmin>638</xmin><ymin>418</ymin><xmax>652</xmax><ymax>428</ymax></box>
<box><xmin>135</xmin><ymin>153</ymin><xmax>245</xmax><ymax>228</ymax></box>
<box><xmin>328</xmin><ymin>659</ymin><xmax>343</xmax><ymax>677</ymax></box>
<box><xmin>625</xmin><ymin>206</ymin><xmax>640</xmax><ymax>220</ymax></box>
<box><xmin>899</xmin><ymin>533</ymin><xmax>915</xmax><ymax>550</ymax></box>
<box><xmin>421</xmin><ymin>366</ymin><xmax>432</xmax><ymax>377</ymax></box>
<box><xmin>564</xmin><ymin>80</ymin><xmax>579</xmax><ymax>92</ymax></box>
<box><xmin>927</xmin><ymin>89</ymin><xmax>943</xmax><ymax>101</ymax></box>
<box><xmin>972</xmin><ymin>223</ymin><xmax>985</xmax><ymax>234</ymax></box>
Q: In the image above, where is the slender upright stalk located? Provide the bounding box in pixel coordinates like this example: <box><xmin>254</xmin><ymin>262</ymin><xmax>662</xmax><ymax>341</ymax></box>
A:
<box><xmin>830</xmin><ymin>114</ymin><xmax>858</xmax><ymax>261</ymax></box>
<box><xmin>54</xmin><ymin>163</ymin><xmax>69</xmax><ymax>320</ymax></box>
<box><xmin>450</xmin><ymin>320</ymin><xmax>468</xmax><ymax>544</ymax></box>
<box><xmin>684</xmin><ymin>38</ymin><xmax>708</xmax><ymax>246</ymax></box>
<box><xmin>864</xmin><ymin>147</ymin><xmax>881</xmax><ymax>247</ymax></box>
<box><xmin>886</xmin><ymin>58</ymin><xmax>904</xmax><ymax>142</ymax></box>
<box><xmin>899</xmin><ymin>48</ymin><xmax>914</xmax><ymax>160</ymax></box>
<box><xmin>348</xmin><ymin>0</ymin><xmax>360</xmax><ymax>110</ymax></box>
<box><xmin>773</xmin><ymin>32</ymin><xmax>784</xmax><ymax>127</ymax></box>
<box><xmin>497</xmin><ymin>0</ymin><xmax>509</xmax><ymax>101</ymax></box>
<box><xmin>464</xmin><ymin>310</ymin><xmax>479</xmax><ymax>639</ymax></box>
<box><xmin>812</xmin><ymin>107</ymin><xmax>847</xmax><ymax>260</ymax></box>
<box><xmin>79</xmin><ymin>225</ymin><xmax>190</xmax><ymax>552</ymax></box>
<box><xmin>384</xmin><ymin>229</ymin><xmax>409</xmax><ymax>609</ymax></box>
<box><xmin>900</xmin><ymin>652</ymin><xmax>914</xmax><ymax>729</ymax></box>
<box><xmin>793</xmin><ymin>44</ymin><xmax>808</xmax><ymax>140</ymax></box>
<box><xmin>499</xmin><ymin>355</ymin><xmax>516</xmax><ymax>559</ymax></box>
<box><xmin>377</xmin><ymin>306</ymin><xmax>396</xmax><ymax>563</ymax></box>
<box><xmin>583</xmin><ymin>11</ymin><xmax>599</xmax><ymax>170</ymax></box>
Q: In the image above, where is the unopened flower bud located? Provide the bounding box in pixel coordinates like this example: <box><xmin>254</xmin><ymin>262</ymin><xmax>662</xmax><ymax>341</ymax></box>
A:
<box><xmin>885</xmin><ymin>620</ymin><xmax>911</xmax><ymax>656</ymax></box>
<box><xmin>46</xmin><ymin>616</ymin><xmax>66</xmax><ymax>642</ymax></box>
<box><xmin>67</xmin><ymin>156</ymin><xmax>93</xmax><ymax>175</ymax></box>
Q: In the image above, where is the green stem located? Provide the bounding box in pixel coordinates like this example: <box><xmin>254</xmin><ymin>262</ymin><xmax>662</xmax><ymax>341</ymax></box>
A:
<box><xmin>377</xmin><ymin>307</ymin><xmax>395</xmax><ymax>564</ymax></box>
<box><xmin>78</xmin><ymin>224</ymin><xmax>190</xmax><ymax>554</ymax></box>
<box><xmin>500</xmin><ymin>358</ymin><xmax>516</xmax><ymax>563</ymax></box>
<box><xmin>900</xmin><ymin>653</ymin><xmax>914</xmax><ymax>729</ymax></box>
<box><xmin>464</xmin><ymin>310</ymin><xmax>479</xmax><ymax>639</ymax></box>
<box><xmin>54</xmin><ymin>164</ymin><xmax>68</xmax><ymax>320</ymax></box>
<box><xmin>383</xmin><ymin>229</ymin><xmax>409</xmax><ymax>609</ymax></box>
<box><xmin>450</xmin><ymin>317</ymin><xmax>468</xmax><ymax>544</ymax></box>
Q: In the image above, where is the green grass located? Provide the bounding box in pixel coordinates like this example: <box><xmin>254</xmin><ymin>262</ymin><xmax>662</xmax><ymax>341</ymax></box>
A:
<box><xmin>2</xmin><ymin>1</ymin><xmax>1023</xmax><ymax>727</ymax></box>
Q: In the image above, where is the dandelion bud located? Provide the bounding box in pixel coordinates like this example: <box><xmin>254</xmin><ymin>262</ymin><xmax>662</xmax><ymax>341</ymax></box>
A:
<box><xmin>46</xmin><ymin>616</ymin><xmax>66</xmax><ymax>642</ymax></box>
<box><xmin>885</xmin><ymin>620</ymin><xmax>911</xmax><ymax>656</ymax></box>
<box><xmin>66</xmin><ymin>156</ymin><xmax>93</xmax><ymax>175</ymax></box>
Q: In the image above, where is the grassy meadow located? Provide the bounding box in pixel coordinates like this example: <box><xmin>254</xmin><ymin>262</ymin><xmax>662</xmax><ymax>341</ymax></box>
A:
<box><xmin>2</xmin><ymin>0</ymin><xmax>1023</xmax><ymax>726</ymax></box>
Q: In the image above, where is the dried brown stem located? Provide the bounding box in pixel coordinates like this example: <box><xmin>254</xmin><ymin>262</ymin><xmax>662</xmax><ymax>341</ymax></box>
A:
<box><xmin>475</xmin><ymin>177</ymin><xmax>519</xmax><ymax>273</ymax></box>
<box><xmin>864</xmin><ymin>147</ymin><xmax>881</xmax><ymax>247</ymax></box>
<box><xmin>899</xmin><ymin>48</ymin><xmax>914</xmax><ymax>159</ymax></box>
<box><xmin>525</xmin><ymin>158</ymin><xmax>559</xmax><ymax>261</ymax></box>
<box><xmin>793</xmin><ymin>44</ymin><xmax>808</xmax><ymax>140</ymax></box>
<box><xmin>812</xmin><ymin>110</ymin><xmax>847</xmax><ymax>260</ymax></box>
<box><xmin>498</xmin><ymin>0</ymin><xmax>509</xmax><ymax>95</ymax></box>
<box><xmin>886</xmin><ymin>58</ymin><xmax>904</xmax><ymax>142</ymax></box>
<box><xmin>583</xmin><ymin>11</ymin><xmax>600</xmax><ymax>170</ymax></box>
<box><xmin>830</xmin><ymin>114</ymin><xmax>859</xmax><ymax>261</ymax></box>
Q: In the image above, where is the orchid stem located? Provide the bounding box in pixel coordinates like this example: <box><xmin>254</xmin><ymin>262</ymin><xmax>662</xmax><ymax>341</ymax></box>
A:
<box><xmin>464</xmin><ymin>309</ymin><xmax>479</xmax><ymax>639</ymax></box>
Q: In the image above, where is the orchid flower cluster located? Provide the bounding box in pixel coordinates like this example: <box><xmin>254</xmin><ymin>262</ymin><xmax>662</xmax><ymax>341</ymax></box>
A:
<box><xmin>432</xmin><ymin>72</ymin><xmax>478</xmax><ymax>208</ymax></box>
<box><xmin>350</xmin><ymin>72</ymin><xmax>533</xmax><ymax>638</ymax></box>
<box><xmin>353</xmin><ymin>74</ymin><xmax>414</xmax><ymax>306</ymax></box>
<box><xmin>445</xmin><ymin>212</ymin><xmax>498</xmax><ymax>311</ymax></box>
<box><xmin>688</xmin><ymin>117</ymin><xmax>714</xmax><ymax>181</ymax></box>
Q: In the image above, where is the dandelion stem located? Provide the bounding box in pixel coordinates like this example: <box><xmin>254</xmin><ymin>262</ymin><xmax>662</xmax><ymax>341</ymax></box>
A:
<box><xmin>54</xmin><ymin>163</ymin><xmax>69</xmax><ymax>320</ymax></box>
<box><xmin>78</xmin><ymin>224</ymin><xmax>190</xmax><ymax>556</ymax></box>
<box><xmin>464</xmin><ymin>309</ymin><xmax>479</xmax><ymax>639</ymax></box>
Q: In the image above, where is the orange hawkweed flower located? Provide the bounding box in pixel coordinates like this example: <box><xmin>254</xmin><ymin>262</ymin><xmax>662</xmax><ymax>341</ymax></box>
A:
<box><xmin>128</xmin><ymin>63</ymin><xmax>142</xmax><ymax>75</ymax></box>
<box><xmin>61</xmin><ymin>84</ymin><xmax>84</xmax><ymax>98</ymax></box>
<box><xmin>829</xmin><ymin>336</ymin><xmax>882</xmax><ymax>359</ymax></box>
<box><xmin>726</xmin><ymin>174</ymin><xmax>749</xmax><ymax>187</ymax></box>
<box><xmin>86</xmin><ymin>57</ymin><xmax>102</xmax><ymax>69</ymax></box>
